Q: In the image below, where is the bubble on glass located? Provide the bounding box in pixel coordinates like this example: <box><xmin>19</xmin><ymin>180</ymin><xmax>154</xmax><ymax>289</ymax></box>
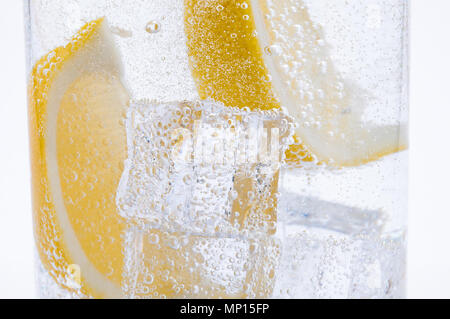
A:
<box><xmin>145</xmin><ymin>21</ymin><xmax>160</xmax><ymax>34</ymax></box>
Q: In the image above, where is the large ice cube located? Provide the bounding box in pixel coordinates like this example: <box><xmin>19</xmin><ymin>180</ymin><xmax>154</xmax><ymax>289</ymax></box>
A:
<box><xmin>116</xmin><ymin>99</ymin><xmax>294</xmax><ymax>236</ymax></box>
<box><xmin>117</xmin><ymin>100</ymin><xmax>293</xmax><ymax>298</ymax></box>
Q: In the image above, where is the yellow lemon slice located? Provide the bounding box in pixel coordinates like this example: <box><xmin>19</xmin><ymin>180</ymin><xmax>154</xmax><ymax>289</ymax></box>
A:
<box><xmin>184</xmin><ymin>0</ymin><xmax>408</xmax><ymax>167</ymax></box>
<box><xmin>29</xmin><ymin>18</ymin><xmax>129</xmax><ymax>298</ymax></box>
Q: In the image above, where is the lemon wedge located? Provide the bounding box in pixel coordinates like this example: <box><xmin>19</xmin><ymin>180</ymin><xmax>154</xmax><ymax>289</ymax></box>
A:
<box><xmin>185</xmin><ymin>0</ymin><xmax>408</xmax><ymax>167</ymax></box>
<box><xmin>29</xmin><ymin>18</ymin><xmax>129</xmax><ymax>298</ymax></box>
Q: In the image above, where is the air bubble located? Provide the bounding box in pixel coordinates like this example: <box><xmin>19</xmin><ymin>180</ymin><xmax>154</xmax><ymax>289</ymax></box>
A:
<box><xmin>143</xmin><ymin>273</ymin><xmax>154</xmax><ymax>284</ymax></box>
<box><xmin>145</xmin><ymin>21</ymin><xmax>160</xmax><ymax>34</ymax></box>
<box><xmin>148</xmin><ymin>233</ymin><xmax>159</xmax><ymax>244</ymax></box>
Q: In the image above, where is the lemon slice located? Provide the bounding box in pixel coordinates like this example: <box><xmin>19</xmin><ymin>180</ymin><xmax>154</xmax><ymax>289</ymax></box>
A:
<box><xmin>184</xmin><ymin>0</ymin><xmax>408</xmax><ymax>167</ymax></box>
<box><xmin>29</xmin><ymin>18</ymin><xmax>129</xmax><ymax>298</ymax></box>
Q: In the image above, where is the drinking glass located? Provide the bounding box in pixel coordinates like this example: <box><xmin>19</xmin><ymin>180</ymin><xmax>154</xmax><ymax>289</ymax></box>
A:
<box><xmin>25</xmin><ymin>0</ymin><xmax>409</xmax><ymax>298</ymax></box>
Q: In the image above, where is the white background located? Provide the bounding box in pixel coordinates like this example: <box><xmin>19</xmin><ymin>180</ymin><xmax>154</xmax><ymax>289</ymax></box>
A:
<box><xmin>0</xmin><ymin>0</ymin><xmax>449</xmax><ymax>299</ymax></box>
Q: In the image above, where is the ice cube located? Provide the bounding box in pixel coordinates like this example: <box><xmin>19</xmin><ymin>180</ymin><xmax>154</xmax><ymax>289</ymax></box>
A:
<box><xmin>272</xmin><ymin>194</ymin><xmax>405</xmax><ymax>298</ymax></box>
<box><xmin>117</xmin><ymin>100</ymin><xmax>293</xmax><ymax>298</ymax></box>
<box><xmin>116</xmin><ymin>99</ymin><xmax>294</xmax><ymax>236</ymax></box>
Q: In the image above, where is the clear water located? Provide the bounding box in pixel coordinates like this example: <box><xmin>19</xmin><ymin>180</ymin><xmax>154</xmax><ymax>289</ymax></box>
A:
<box><xmin>27</xmin><ymin>0</ymin><xmax>408</xmax><ymax>298</ymax></box>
